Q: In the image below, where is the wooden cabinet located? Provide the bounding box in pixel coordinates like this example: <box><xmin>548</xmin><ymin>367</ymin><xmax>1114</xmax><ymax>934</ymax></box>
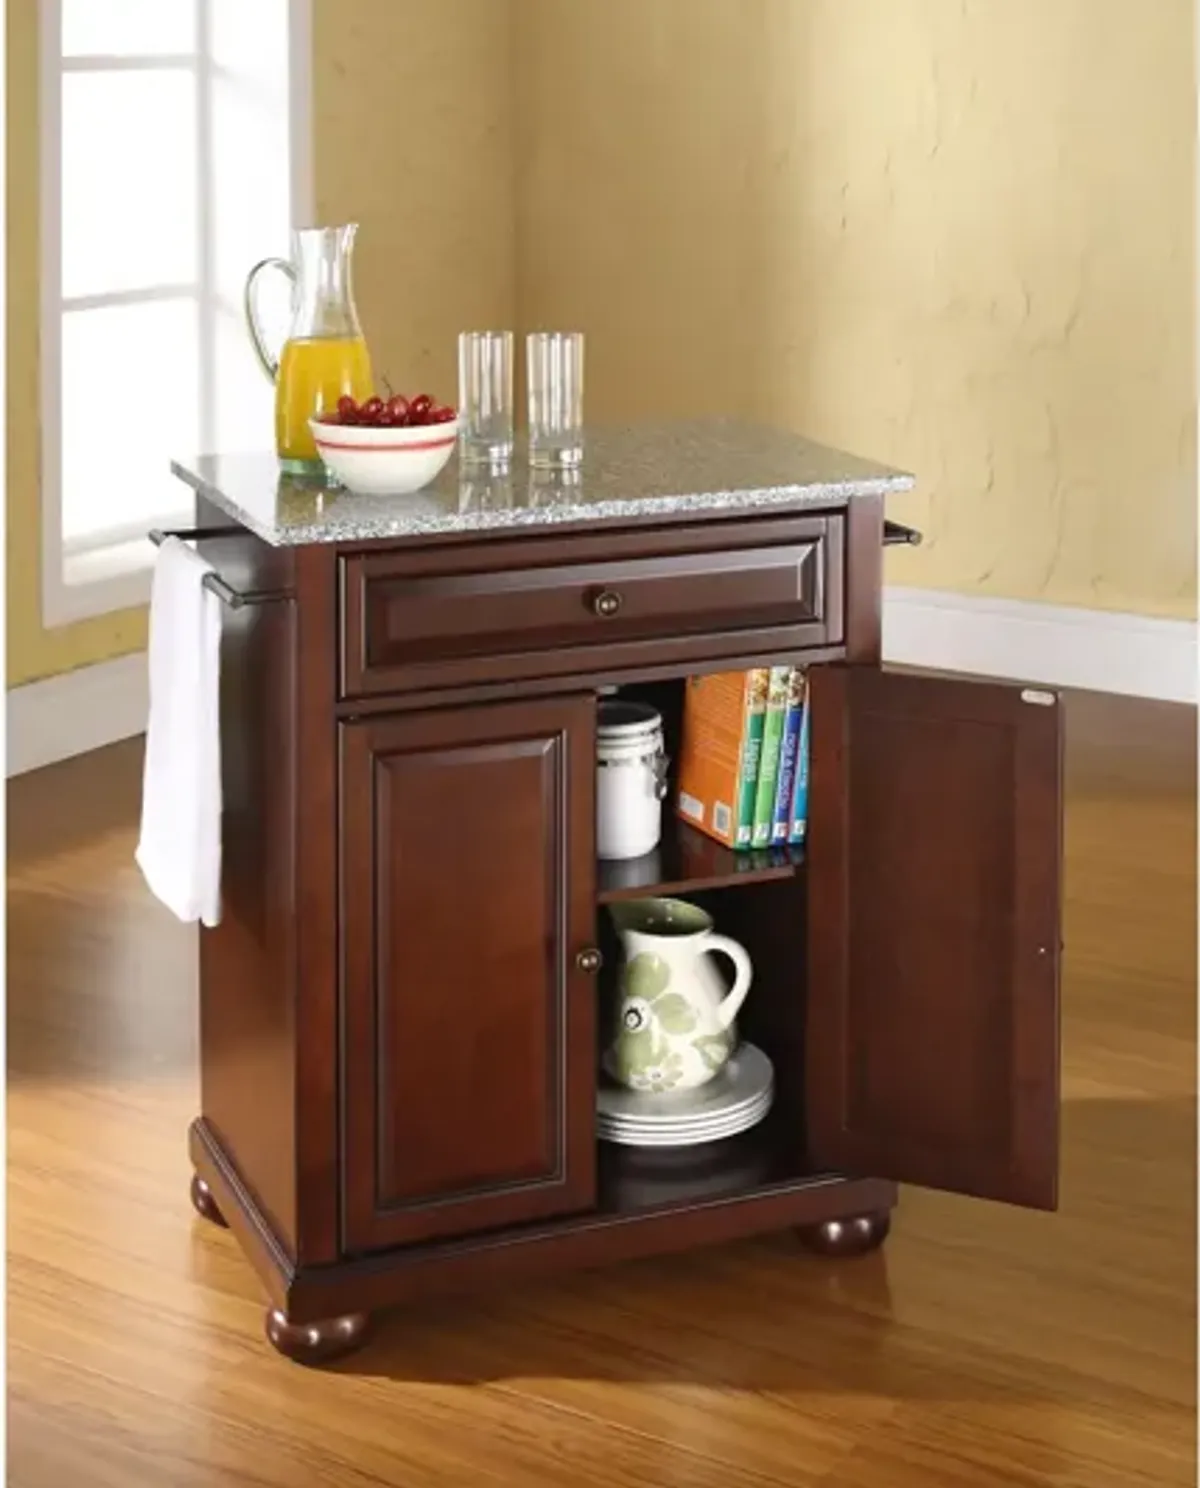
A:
<box><xmin>339</xmin><ymin>695</ymin><xmax>598</xmax><ymax>1250</ymax></box>
<box><xmin>186</xmin><ymin>490</ymin><xmax>1065</xmax><ymax>1364</ymax></box>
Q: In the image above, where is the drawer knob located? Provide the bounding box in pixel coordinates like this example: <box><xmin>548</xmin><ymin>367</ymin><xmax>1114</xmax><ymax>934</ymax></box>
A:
<box><xmin>592</xmin><ymin>589</ymin><xmax>623</xmax><ymax>619</ymax></box>
<box><xmin>576</xmin><ymin>947</ymin><xmax>603</xmax><ymax>974</ymax></box>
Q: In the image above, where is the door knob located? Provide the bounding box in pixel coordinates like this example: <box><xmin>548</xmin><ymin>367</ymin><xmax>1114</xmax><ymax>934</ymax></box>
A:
<box><xmin>592</xmin><ymin>590</ymin><xmax>622</xmax><ymax>618</ymax></box>
<box><xmin>576</xmin><ymin>947</ymin><xmax>603</xmax><ymax>974</ymax></box>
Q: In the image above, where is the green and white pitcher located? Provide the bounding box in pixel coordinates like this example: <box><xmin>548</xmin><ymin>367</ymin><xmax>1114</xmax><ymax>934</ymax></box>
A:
<box><xmin>604</xmin><ymin>898</ymin><xmax>753</xmax><ymax>1093</ymax></box>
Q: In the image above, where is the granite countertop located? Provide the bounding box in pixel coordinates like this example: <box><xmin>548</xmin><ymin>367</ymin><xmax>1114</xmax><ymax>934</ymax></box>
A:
<box><xmin>170</xmin><ymin>419</ymin><xmax>914</xmax><ymax>548</ymax></box>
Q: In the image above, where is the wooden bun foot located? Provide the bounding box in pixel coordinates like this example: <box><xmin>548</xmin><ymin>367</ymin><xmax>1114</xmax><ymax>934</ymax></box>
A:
<box><xmin>189</xmin><ymin>1174</ymin><xmax>228</xmax><ymax>1228</ymax></box>
<box><xmin>798</xmin><ymin>1210</ymin><xmax>891</xmax><ymax>1257</ymax></box>
<box><xmin>265</xmin><ymin>1308</ymin><xmax>370</xmax><ymax>1365</ymax></box>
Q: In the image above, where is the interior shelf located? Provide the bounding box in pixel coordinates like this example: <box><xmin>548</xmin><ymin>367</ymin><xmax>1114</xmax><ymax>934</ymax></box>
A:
<box><xmin>596</xmin><ymin>1115</ymin><xmax>830</xmax><ymax>1216</ymax></box>
<box><xmin>597</xmin><ymin>816</ymin><xmax>804</xmax><ymax>903</ymax></box>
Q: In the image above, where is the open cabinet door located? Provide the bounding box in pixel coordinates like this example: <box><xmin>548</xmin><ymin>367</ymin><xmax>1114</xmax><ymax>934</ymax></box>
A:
<box><xmin>806</xmin><ymin>667</ymin><xmax>1062</xmax><ymax>1209</ymax></box>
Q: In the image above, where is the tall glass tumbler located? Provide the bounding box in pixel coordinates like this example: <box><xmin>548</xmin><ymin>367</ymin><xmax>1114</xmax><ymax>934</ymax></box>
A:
<box><xmin>458</xmin><ymin>331</ymin><xmax>514</xmax><ymax>465</ymax></box>
<box><xmin>527</xmin><ymin>332</ymin><xmax>584</xmax><ymax>468</ymax></box>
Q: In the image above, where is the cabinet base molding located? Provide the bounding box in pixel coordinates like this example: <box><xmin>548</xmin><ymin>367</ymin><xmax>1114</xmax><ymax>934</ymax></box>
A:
<box><xmin>265</xmin><ymin>1308</ymin><xmax>370</xmax><ymax>1365</ymax></box>
<box><xmin>189</xmin><ymin>1120</ymin><xmax>296</xmax><ymax>1312</ymax></box>
<box><xmin>796</xmin><ymin>1210</ymin><xmax>891</xmax><ymax>1257</ymax></box>
<box><xmin>191</xmin><ymin>1117</ymin><xmax>896</xmax><ymax>1343</ymax></box>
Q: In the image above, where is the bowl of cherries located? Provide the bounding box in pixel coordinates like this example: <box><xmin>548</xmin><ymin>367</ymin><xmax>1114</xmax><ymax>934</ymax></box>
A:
<box><xmin>310</xmin><ymin>392</ymin><xmax>458</xmax><ymax>496</ymax></box>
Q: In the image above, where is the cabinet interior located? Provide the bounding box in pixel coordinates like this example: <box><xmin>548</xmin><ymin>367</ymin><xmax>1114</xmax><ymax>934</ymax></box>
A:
<box><xmin>592</xmin><ymin>670</ymin><xmax>823</xmax><ymax>1218</ymax></box>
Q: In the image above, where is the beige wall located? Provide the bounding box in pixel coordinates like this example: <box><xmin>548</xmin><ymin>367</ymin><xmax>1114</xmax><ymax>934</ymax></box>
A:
<box><xmin>517</xmin><ymin>0</ymin><xmax>1197</xmax><ymax>619</ymax></box>
<box><xmin>312</xmin><ymin>0</ymin><xmax>515</xmax><ymax>403</ymax></box>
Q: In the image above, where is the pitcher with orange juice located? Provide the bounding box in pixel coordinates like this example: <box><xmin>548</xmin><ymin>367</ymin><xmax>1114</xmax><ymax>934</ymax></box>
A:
<box><xmin>244</xmin><ymin>224</ymin><xmax>372</xmax><ymax>473</ymax></box>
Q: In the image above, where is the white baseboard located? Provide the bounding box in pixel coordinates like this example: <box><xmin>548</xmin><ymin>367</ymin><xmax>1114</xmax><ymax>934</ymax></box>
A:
<box><xmin>7</xmin><ymin>651</ymin><xmax>148</xmax><ymax>778</ymax></box>
<box><xmin>884</xmin><ymin>587</ymin><xmax>1197</xmax><ymax>704</ymax></box>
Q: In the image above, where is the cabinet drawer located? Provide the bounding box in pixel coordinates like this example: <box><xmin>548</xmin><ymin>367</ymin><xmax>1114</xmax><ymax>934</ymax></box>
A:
<box><xmin>341</xmin><ymin>514</ymin><xmax>842</xmax><ymax>697</ymax></box>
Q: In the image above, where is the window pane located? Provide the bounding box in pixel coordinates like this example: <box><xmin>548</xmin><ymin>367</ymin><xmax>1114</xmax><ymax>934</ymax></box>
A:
<box><xmin>62</xmin><ymin>0</ymin><xmax>196</xmax><ymax>57</ymax></box>
<box><xmin>211</xmin><ymin>0</ymin><xmax>293</xmax><ymax>306</ymax></box>
<box><xmin>62</xmin><ymin>71</ymin><xmax>197</xmax><ymax>298</ymax></box>
<box><xmin>61</xmin><ymin>300</ymin><xmax>199</xmax><ymax>544</ymax></box>
<box><xmin>214</xmin><ymin>306</ymin><xmax>277</xmax><ymax>455</ymax></box>
<box><xmin>211</xmin><ymin>0</ymin><xmax>288</xmax><ymax>76</ymax></box>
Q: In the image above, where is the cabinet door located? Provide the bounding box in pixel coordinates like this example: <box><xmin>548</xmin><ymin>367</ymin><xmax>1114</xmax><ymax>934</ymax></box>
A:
<box><xmin>340</xmin><ymin>695</ymin><xmax>596</xmax><ymax>1252</ymax></box>
<box><xmin>806</xmin><ymin>667</ymin><xmax>1062</xmax><ymax>1209</ymax></box>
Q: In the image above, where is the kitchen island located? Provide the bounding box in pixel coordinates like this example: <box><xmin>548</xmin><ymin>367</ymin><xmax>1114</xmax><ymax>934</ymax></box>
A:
<box><xmin>169</xmin><ymin>420</ymin><xmax>1062</xmax><ymax>1365</ymax></box>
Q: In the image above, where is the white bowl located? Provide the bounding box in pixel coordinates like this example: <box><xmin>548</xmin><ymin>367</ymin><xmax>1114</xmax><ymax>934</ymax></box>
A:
<box><xmin>309</xmin><ymin>415</ymin><xmax>459</xmax><ymax>496</ymax></box>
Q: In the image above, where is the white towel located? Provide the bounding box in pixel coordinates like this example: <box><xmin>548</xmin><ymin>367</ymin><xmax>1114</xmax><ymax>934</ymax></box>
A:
<box><xmin>136</xmin><ymin>537</ymin><xmax>223</xmax><ymax>926</ymax></box>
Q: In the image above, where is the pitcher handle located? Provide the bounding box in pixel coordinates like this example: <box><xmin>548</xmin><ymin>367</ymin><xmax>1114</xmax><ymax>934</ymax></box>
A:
<box><xmin>703</xmin><ymin>935</ymin><xmax>753</xmax><ymax>1031</ymax></box>
<box><xmin>244</xmin><ymin>256</ymin><xmax>295</xmax><ymax>381</ymax></box>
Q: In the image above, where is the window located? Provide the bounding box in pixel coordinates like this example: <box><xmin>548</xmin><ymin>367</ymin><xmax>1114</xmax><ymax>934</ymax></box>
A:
<box><xmin>40</xmin><ymin>0</ymin><xmax>310</xmax><ymax>624</ymax></box>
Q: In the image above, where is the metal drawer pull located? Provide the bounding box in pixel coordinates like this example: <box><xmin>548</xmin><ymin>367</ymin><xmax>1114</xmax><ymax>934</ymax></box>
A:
<box><xmin>883</xmin><ymin>520</ymin><xmax>923</xmax><ymax>547</ymax></box>
<box><xmin>592</xmin><ymin>589</ymin><xmax>623</xmax><ymax>618</ymax></box>
<box><xmin>148</xmin><ymin>528</ymin><xmax>292</xmax><ymax>611</ymax></box>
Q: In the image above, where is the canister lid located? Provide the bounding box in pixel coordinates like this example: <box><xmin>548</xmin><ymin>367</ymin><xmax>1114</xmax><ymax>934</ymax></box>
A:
<box><xmin>597</xmin><ymin>699</ymin><xmax>662</xmax><ymax>741</ymax></box>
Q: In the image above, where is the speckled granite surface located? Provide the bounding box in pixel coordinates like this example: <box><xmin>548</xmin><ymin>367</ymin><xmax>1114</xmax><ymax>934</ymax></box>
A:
<box><xmin>171</xmin><ymin>420</ymin><xmax>913</xmax><ymax>548</ymax></box>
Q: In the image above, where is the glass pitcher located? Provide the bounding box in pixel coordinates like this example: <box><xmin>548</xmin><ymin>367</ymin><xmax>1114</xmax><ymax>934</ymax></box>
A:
<box><xmin>244</xmin><ymin>224</ymin><xmax>373</xmax><ymax>473</ymax></box>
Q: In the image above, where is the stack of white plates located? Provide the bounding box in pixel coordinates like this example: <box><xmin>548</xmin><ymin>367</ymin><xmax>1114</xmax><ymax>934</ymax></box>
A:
<box><xmin>597</xmin><ymin>1043</ymin><xmax>774</xmax><ymax>1148</ymax></box>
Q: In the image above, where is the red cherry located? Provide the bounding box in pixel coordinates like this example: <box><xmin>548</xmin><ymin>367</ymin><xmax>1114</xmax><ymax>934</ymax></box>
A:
<box><xmin>386</xmin><ymin>393</ymin><xmax>409</xmax><ymax>422</ymax></box>
<box><xmin>376</xmin><ymin>410</ymin><xmax>395</xmax><ymax>426</ymax></box>
<box><xmin>336</xmin><ymin>395</ymin><xmax>358</xmax><ymax>422</ymax></box>
<box><xmin>361</xmin><ymin>396</ymin><xmax>384</xmax><ymax>422</ymax></box>
<box><xmin>409</xmin><ymin>393</ymin><xmax>433</xmax><ymax>423</ymax></box>
<box><xmin>430</xmin><ymin>405</ymin><xmax>456</xmax><ymax>423</ymax></box>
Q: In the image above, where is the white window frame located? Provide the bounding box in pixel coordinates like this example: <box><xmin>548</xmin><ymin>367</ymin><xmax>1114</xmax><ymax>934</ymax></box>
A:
<box><xmin>39</xmin><ymin>0</ymin><xmax>313</xmax><ymax>627</ymax></box>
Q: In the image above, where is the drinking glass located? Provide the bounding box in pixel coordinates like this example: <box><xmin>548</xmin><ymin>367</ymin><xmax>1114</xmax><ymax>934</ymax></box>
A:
<box><xmin>458</xmin><ymin>467</ymin><xmax>514</xmax><ymax>514</ymax></box>
<box><xmin>458</xmin><ymin>331</ymin><xmax>514</xmax><ymax>465</ymax></box>
<box><xmin>527</xmin><ymin>332</ymin><xmax>584</xmax><ymax>468</ymax></box>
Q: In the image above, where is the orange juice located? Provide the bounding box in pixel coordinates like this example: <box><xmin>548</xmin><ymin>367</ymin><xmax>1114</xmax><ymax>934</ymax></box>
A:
<box><xmin>275</xmin><ymin>335</ymin><xmax>372</xmax><ymax>466</ymax></box>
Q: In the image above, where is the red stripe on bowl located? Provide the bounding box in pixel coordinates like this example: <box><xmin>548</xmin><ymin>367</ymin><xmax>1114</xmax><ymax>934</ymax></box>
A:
<box><xmin>312</xmin><ymin>431</ymin><xmax>457</xmax><ymax>453</ymax></box>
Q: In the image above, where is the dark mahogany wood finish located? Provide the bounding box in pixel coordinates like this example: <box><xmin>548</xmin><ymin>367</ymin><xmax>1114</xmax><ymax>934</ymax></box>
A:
<box><xmin>844</xmin><ymin>494</ymin><xmax>883</xmax><ymax>663</ymax></box>
<box><xmin>189</xmin><ymin>1174</ymin><xmax>227</xmax><ymax>1228</ymax></box>
<box><xmin>265</xmin><ymin>1307</ymin><xmax>370</xmax><ymax>1365</ymax></box>
<box><xmin>186</xmin><ymin>492</ymin><xmax>1062</xmax><ymax>1362</ymax></box>
<box><xmin>597</xmin><ymin>818</ymin><xmax>802</xmax><ymax>903</ymax></box>
<box><xmin>341</xmin><ymin>512</ymin><xmax>842</xmax><ymax>698</ymax></box>
<box><xmin>797</xmin><ymin>1211</ymin><xmax>891</xmax><ymax>1257</ymax></box>
<box><xmin>339</xmin><ymin>695</ymin><xmax>598</xmax><ymax>1251</ymax></box>
<box><xmin>287</xmin><ymin>1174</ymin><xmax>899</xmax><ymax>1325</ymax></box>
<box><xmin>191</xmin><ymin>1112</ymin><xmax>897</xmax><ymax>1327</ymax></box>
<box><xmin>805</xmin><ymin>666</ymin><xmax>1063</xmax><ymax>1209</ymax></box>
<box><xmin>192</xmin><ymin>502</ymin><xmax>301</xmax><ymax>1257</ymax></box>
<box><xmin>292</xmin><ymin>544</ymin><xmax>343</xmax><ymax>1264</ymax></box>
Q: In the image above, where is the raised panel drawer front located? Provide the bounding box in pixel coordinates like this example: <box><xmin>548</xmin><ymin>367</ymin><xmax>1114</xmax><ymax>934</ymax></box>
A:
<box><xmin>340</xmin><ymin>513</ymin><xmax>841</xmax><ymax>697</ymax></box>
<box><xmin>339</xmin><ymin>695</ymin><xmax>597</xmax><ymax>1252</ymax></box>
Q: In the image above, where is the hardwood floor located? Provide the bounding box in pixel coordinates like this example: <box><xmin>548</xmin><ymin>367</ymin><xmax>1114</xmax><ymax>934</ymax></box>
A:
<box><xmin>7</xmin><ymin>690</ymin><xmax>1196</xmax><ymax>1486</ymax></box>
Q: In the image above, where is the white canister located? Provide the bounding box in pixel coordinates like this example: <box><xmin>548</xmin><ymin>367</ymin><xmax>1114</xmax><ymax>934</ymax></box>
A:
<box><xmin>596</xmin><ymin>700</ymin><xmax>668</xmax><ymax>861</ymax></box>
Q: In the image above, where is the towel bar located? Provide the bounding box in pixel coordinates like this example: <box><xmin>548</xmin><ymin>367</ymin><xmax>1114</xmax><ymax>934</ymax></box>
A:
<box><xmin>883</xmin><ymin>520</ymin><xmax>923</xmax><ymax>547</ymax></box>
<box><xmin>148</xmin><ymin>528</ymin><xmax>293</xmax><ymax>611</ymax></box>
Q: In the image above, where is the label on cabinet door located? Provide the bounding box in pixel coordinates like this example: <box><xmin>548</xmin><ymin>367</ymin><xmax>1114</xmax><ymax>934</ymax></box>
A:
<box><xmin>1020</xmin><ymin>689</ymin><xmax>1056</xmax><ymax>706</ymax></box>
